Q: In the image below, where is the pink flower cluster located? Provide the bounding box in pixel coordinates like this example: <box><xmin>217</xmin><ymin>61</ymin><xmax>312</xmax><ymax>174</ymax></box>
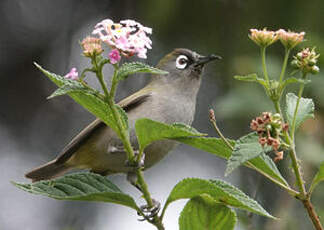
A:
<box><xmin>250</xmin><ymin>112</ymin><xmax>288</xmax><ymax>162</ymax></box>
<box><xmin>93</xmin><ymin>19</ymin><xmax>152</xmax><ymax>59</ymax></box>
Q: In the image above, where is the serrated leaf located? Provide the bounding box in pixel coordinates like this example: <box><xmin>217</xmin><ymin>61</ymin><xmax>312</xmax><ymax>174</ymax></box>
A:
<box><xmin>135</xmin><ymin>118</ymin><xmax>206</xmax><ymax>152</ymax></box>
<box><xmin>164</xmin><ymin>178</ymin><xmax>275</xmax><ymax>219</ymax></box>
<box><xmin>226</xmin><ymin>132</ymin><xmax>270</xmax><ymax>176</ymax></box>
<box><xmin>34</xmin><ymin>63</ymin><xmax>126</xmax><ymax>136</ymax></box>
<box><xmin>175</xmin><ymin>136</ymin><xmax>288</xmax><ymax>186</ymax></box>
<box><xmin>179</xmin><ymin>197</ymin><xmax>236</xmax><ymax>230</ymax></box>
<box><xmin>286</xmin><ymin>93</ymin><xmax>315</xmax><ymax>131</ymax></box>
<box><xmin>13</xmin><ymin>172</ymin><xmax>139</xmax><ymax>211</ymax></box>
<box><xmin>309</xmin><ymin>162</ymin><xmax>324</xmax><ymax>194</ymax></box>
<box><xmin>234</xmin><ymin>73</ymin><xmax>267</xmax><ymax>87</ymax></box>
<box><xmin>116</xmin><ymin>62</ymin><xmax>168</xmax><ymax>81</ymax></box>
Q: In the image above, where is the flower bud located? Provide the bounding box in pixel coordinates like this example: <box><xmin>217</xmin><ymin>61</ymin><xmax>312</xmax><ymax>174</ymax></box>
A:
<box><xmin>310</xmin><ymin>65</ymin><xmax>320</xmax><ymax>75</ymax></box>
<box><xmin>291</xmin><ymin>59</ymin><xmax>299</xmax><ymax>69</ymax></box>
<box><xmin>81</xmin><ymin>36</ymin><xmax>103</xmax><ymax>57</ymax></box>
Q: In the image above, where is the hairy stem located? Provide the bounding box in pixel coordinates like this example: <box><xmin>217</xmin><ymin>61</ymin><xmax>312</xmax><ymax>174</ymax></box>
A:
<box><xmin>94</xmin><ymin>58</ymin><xmax>164</xmax><ymax>230</ymax></box>
<box><xmin>279</xmin><ymin>48</ymin><xmax>291</xmax><ymax>84</ymax></box>
<box><xmin>302</xmin><ymin>199</ymin><xmax>324</xmax><ymax>230</ymax></box>
<box><xmin>261</xmin><ymin>47</ymin><xmax>270</xmax><ymax>85</ymax></box>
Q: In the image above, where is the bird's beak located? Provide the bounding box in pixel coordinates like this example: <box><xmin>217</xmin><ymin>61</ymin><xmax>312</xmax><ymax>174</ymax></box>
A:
<box><xmin>194</xmin><ymin>54</ymin><xmax>222</xmax><ymax>67</ymax></box>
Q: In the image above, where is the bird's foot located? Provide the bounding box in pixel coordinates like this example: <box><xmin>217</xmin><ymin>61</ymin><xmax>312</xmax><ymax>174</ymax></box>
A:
<box><xmin>138</xmin><ymin>199</ymin><xmax>161</xmax><ymax>221</ymax></box>
<box><xmin>125</xmin><ymin>150</ymin><xmax>145</xmax><ymax>169</ymax></box>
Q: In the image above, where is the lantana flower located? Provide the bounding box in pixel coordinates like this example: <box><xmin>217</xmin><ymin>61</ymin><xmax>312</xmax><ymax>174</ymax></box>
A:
<box><xmin>92</xmin><ymin>19</ymin><xmax>152</xmax><ymax>59</ymax></box>
<box><xmin>277</xmin><ymin>29</ymin><xmax>305</xmax><ymax>49</ymax></box>
<box><xmin>249</xmin><ymin>28</ymin><xmax>279</xmax><ymax>47</ymax></box>
<box><xmin>65</xmin><ymin>67</ymin><xmax>78</xmax><ymax>80</ymax></box>
<box><xmin>81</xmin><ymin>36</ymin><xmax>103</xmax><ymax>57</ymax></box>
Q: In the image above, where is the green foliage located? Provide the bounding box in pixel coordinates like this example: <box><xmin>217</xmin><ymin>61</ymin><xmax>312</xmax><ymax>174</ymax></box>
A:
<box><xmin>177</xmin><ymin>136</ymin><xmax>288</xmax><ymax>187</ymax></box>
<box><xmin>13</xmin><ymin>172</ymin><xmax>139</xmax><ymax>211</ymax></box>
<box><xmin>163</xmin><ymin>178</ymin><xmax>275</xmax><ymax>219</ymax></box>
<box><xmin>286</xmin><ymin>93</ymin><xmax>315</xmax><ymax>131</ymax></box>
<box><xmin>309</xmin><ymin>162</ymin><xmax>324</xmax><ymax>194</ymax></box>
<box><xmin>135</xmin><ymin>118</ymin><xmax>206</xmax><ymax>152</ymax></box>
<box><xmin>225</xmin><ymin>132</ymin><xmax>270</xmax><ymax>176</ymax></box>
<box><xmin>116</xmin><ymin>62</ymin><xmax>168</xmax><ymax>81</ymax></box>
<box><xmin>281</xmin><ymin>77</ymin><xmax>311</xmax><ymax>89</ymax></box>
<box><xmin>179</xmin><ymin>196</ymin><xmax>237</xmax><ymax>230</ymax></box>
<box><xmin>234</xmin><ymin>73</ymin><xmax>267</xmax><ymax>87</ymax></box>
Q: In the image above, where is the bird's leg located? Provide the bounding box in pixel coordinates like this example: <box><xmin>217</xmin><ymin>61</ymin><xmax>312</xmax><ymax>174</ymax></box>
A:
<box><xmin>138</xmin><ymin>199</ymin><xmax>161</xmax><ymax>221</ymax></box>
<box><xmin>126</xmin><ymin>156</ymin><xmax>161</xmax><ymax>222</ymax></box>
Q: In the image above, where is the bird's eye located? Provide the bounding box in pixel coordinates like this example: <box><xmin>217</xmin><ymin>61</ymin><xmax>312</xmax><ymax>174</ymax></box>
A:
<box><xmin>176</xmin><ymin>55</ymin><xmax>188</xmax><ymax>69</ymax></box>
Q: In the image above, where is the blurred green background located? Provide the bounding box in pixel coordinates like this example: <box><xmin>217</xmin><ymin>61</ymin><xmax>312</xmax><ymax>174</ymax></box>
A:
<box><xmin>1</xmin><ymin>0</ymin><xmax>324</xmax><ymax>229</ymax></box>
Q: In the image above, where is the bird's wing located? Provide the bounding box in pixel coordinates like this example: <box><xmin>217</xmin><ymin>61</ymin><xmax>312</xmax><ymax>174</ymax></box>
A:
<box><xmin>55</xmin><ymin>87</ymin><xmax>153</xmax><ymax>164</ymax></box>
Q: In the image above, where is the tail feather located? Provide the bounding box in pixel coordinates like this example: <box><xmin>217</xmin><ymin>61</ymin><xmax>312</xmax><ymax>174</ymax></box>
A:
<box><xmin>25</xmin><ymin>160</ymin><xmax>71</xmax><ymax>182</ymax></box>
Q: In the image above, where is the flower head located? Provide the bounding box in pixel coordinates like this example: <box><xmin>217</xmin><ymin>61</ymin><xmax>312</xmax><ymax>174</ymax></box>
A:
<box><xmin>81</xmin><ymin>36</ymin><xmax>103</xmax><ymax>57</ymax></box>
<box><xmin>92</xmin><ymin>18</ymin><xmax>152</xmax><ymax>59</ymax></box>
<box><xmin>292</xmin><ymin>47</ymin><xmax>320</xmax><ymax>75</ymax></box>
<box><xmin>249</xmin><ymin>28</ymin><xmax>279</xmax><ymax>47</ymax></box>
<box><xmin>65</xmin><ymin>67</ymin><xmax>78</xmax><ymax>80</ymax></box>
<box><xmin>109</xmin><ymin>49</ymin><xmax>121</xmax><ymax>64</ymax></box>
<box><xmin>277</xmin><ymin>29</ymin><xmax>305</xmax><ymax>49</ymax></box>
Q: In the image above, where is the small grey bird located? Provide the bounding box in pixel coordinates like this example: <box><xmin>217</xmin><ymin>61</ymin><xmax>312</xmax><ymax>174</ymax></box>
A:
<box><xmin>25</xmin><ymin>48</ymin><xmax>220</xmax><ymax>183</ymax></box>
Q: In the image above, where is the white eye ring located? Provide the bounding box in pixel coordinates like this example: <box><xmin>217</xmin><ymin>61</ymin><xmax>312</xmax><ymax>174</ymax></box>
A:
<box><xmin>176</xmin><ymin>55</ymin><xmax>188</xmax><ymax>69</ymax></box>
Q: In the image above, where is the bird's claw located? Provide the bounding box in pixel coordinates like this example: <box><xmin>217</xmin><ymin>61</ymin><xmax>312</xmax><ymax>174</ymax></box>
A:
<box><xmin>137</xmin><ymin>199</ymin><xmax>161</xmax><ymax>221</ymax></box>
<box><xmin>125</xmin><ymin>150</ymin><xmax>145</xmax><ymax>169</ymax></box>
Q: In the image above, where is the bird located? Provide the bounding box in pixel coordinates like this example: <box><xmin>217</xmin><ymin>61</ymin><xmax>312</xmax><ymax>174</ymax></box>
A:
<box><xmin>25</xmin><ymin>48</ymin><xmax>220</xmax><ymax>184</ymax></box>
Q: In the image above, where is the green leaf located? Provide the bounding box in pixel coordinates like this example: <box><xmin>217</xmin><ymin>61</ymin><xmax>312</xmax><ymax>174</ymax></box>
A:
<box><xmin>179</xmin><ymin>197</ymin><xmax>237</xmax><ymax>230</ymax></box>
<box><xmin>175</xmin><ymin>137</ymin><xmax>233</xmax><ymax>159</ymax></box>
<box><xmin>135</xmin><ymin>118</ymin><xmax>206</xmax><ymax>152</ymax></box>
<box><xmin>164</xmin><ymin>178</ymin><xmax>275</xmax><ymax>219</ymax></box>
<box><xmin>225</xmin><ymin>132</ymin><xmax>270</xmax><ymax>176</ymax></box>
<box><xmin>47</xmin><ymin>82</ymin><xmax>101</xmax><ymax>99</ymax></box>
<box><xmin>282</xmin><ymin>77</ymin><xmax>311</xmax><ymax>88</ymax></box>
<box><xmin>34</xmin><ymin>63</ymin><xmax>124</xmax><ymax>135</ymax></box>
<box><xmin>175</xmin><ymin>136</ymin><xmax>288</xmax><ymax>187</ymax></box>
<box><xmin>234</xmin><ymin>73</ymin><xmax>267</xmax><ymax>87</ymax></box>
<box><xmin>309</xmin><ymin>162</ymin><xmax>324</xmax><ymax>194</ymax></box>
<box><xmin>286</xmin><ymin>93</ymin><xmax>315</xmax><ymax>131</ymax></box>
<box><xmin>13</xmin><ymin>172</ymin><xmax>139</xmax><ymax>211</ymax></box>
<box><xmin>116</xmin><ymin>62</ymin><xmax>168</xmax><ymax>81</ymax></box>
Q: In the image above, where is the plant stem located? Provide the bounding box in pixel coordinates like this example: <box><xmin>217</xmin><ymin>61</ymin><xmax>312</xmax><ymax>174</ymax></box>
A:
<box><xmin>136</xmin><ymin>170</ymin><xmax>165</xmax><ymax>230</ymax></box>
<box><xmin>279</xmin><ymin>48</ymin><xmax>291</xmax><ymax>84</ymax></box>
<box><xmin>109</xmin><ymin>64</ymin><xmax>119</xmax><ymax>100</ymax></box>
<box><xmin>302</xmin><ymin>199</ymin><xmax>324</xmax><ymax>230</ymax></box>
<box><xmin>261</xmin><ymin>47</ymin><xmax>270</xmax><ymax>85</ymax></box>
<box><xmin>271</xmin><ymin>76</ymin><xmax>323</xmax><ymax>230</ymax></box>
<box><xmin>94</xmin><ymin>58</ymin><xmax>164</xmax><ymax>230</ymax></box>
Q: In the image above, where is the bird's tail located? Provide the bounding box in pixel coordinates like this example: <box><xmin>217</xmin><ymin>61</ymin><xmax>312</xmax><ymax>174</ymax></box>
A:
<box><xmin>25</xmin><ymin>160</ymin><xmax>71</xmax><ymax>182</ymax></box>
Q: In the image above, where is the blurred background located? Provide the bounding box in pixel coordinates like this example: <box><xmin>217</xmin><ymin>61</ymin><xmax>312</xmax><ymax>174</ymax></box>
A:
<box><xmin>1</xmin><ymin>0</ymin><xmax>324</xmax><ymax>229</ymax></box>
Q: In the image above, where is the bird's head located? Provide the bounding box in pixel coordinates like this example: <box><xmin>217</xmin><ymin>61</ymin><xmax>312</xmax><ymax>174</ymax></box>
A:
<box><xmin>155</xmin><ymin>48</ymin><xmax>221</xmax><ymax>82</ymax></box>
